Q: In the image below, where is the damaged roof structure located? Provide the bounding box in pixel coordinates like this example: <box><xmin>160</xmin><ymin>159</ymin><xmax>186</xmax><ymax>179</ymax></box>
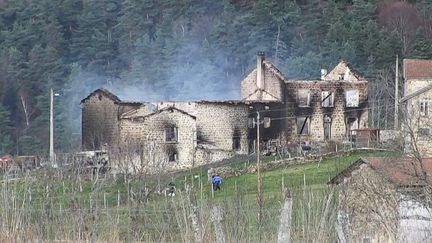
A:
<box><xmin>81</xmin><ymin>53</ymin><xmax>369</xmax><ymax>171</ymax></box>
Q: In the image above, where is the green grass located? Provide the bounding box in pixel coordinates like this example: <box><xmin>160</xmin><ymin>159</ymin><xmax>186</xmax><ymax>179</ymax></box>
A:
<box><xmin>1</xmin><ymin>150</ymin><xmax>396</xmax><ymax>206</ymax></box>
<box><xmin>0</xmin><ymin>150</ymin><xmax>398</xmax><ymax>242</ymax></box>
<box><xmin>178</xmin><ymin>150</ymin><xmax>396</xmax><ymax>200</ymax></box>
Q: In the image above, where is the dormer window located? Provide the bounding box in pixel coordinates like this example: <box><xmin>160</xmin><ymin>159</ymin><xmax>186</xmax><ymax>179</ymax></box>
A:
<box><xmin>298</xmin><ymin>89</ymin><xmax>311</xmax><ymax>107</ymax></box>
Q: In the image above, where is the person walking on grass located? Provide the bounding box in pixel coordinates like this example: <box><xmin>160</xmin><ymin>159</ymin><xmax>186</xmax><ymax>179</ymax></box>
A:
<box><xmin>212</xmin><ymin>174</ymin><xmax>222</xmax><ymax>191</ymax></box>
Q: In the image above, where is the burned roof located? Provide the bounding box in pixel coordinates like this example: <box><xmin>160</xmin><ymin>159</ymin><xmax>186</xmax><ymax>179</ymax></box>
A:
<box><xmin>119</xmin><ymin>101</ymin><xmax>144</xmax><ymax>106</ymax></box>
<box><xmin>404</xmin><ymin>59</ymin><xmax>432</xmax><ymax>80</ymax></box>
<box><xmin>240</xmin><ymin>89</ymin><xmax>282</xmax><ymax>102</ymax></box>
<box><xmin>329</xmin><ymin>157</ymin><xmax>432</xmax><ymax>187</ymax></box>
<box><xmin>81</xmin><ymin>88</ymin><xmax>122</xmax><ymax>104</ymax></box>
<box><xmin>123</xmin><ymin>106</ymin><xmax>196</xmax><ymax>120</ymax></box>
<box><xmin>197</xmin><ymin>100</ymin><xmax>282</xmax><ymax>105</ymax></box>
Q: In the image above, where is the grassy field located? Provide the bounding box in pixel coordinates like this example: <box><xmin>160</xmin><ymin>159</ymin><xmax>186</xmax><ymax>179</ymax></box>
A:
<box><xmin>0</xmin><ymin>150</ymin><xmax>395</xmax><ymax>242</ymax></box>
<box><xmin>179</xmin><ymin>150</ymin><xmax>394</xmax><ymax>199</ymax></box>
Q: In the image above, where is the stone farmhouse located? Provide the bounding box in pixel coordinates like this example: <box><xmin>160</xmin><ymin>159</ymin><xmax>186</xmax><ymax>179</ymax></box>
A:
<box><xmin>81</xmin><ymin>53</ymin><xmax>369</xmax><ymax>171</ymax></box>
<box><xmin>330</xmin><ymin>157</ymin><xmax>432</xmax><ymax>243</ymax></box>
<box><xmin>400</xmin><ymin>59</ymin><xmax>432</xmax><ymax>157</ymax></box>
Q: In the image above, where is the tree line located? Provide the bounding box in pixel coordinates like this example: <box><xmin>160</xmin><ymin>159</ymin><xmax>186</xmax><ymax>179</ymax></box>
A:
<box><xmin>0</xmin><ymin>0</ymin><xmax>431</xmax><ymax>155</ymax></box>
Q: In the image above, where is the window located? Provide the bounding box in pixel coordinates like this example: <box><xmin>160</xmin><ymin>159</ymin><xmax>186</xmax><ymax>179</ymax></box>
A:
<box><xmin>297</xmin><ymin>89</ymin><xmax>311</xmax><ymax>107</ymax></box>
<box><xmin>232</xmin><ymin>137</ymin><xmax>241</xmax><ymax>150</ymax></box>
<box><xmin>165</xmin><ymin>126</ymin><xmax>178</xmax><ymax>142</ymax></box>
<box><xmin>420</xmin><ymin>100</ymin><xmax>429</xmax><ymax>117</ymax></box>
<box><xmin>346</xmin><ymin>90</ymin><xmax>359</xmax><ymax>107</ymax></box>
<box><xmin>168</xmin><ymin>152</ymin><xmax>177</xmax><ymax>162</ymax></box>
<box><xmin>248</xmin><ymin>117</ymin><xmax>255</xmax><ymax>128</ymax></box>
<box><xmin>297</xmin><ymin>117</ymin><xmax>310</xmax><ymax>135</ymax></box>
<box><xmin>263</xmin><ymin>117</ymin><xmax>271</xmax><ymax>128</ymax></box>
<box><xmin>347</xmin><ymin>117</ymin><xmax>358</xmax><ymax>130</ymax></box>
<box><xmin>418</xmin><ymin>128</ymin><xmax>430</xmax><ymax>136</ymax></box>
<box><xmin>324</xmin><ymin>115</ymin><xmax>332</xmax><ymax>140</ymax></box>
<box><xmin>321</xmin><ymin>91</ymin><xmax>334</xmax><ymax>107</ymax></box>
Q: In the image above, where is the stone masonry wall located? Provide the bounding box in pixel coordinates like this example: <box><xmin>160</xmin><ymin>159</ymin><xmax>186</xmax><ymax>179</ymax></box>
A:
<box><xmin>339</xmin><ymin>165</ymin><xmax>399</xmax><ymax>242</ymax></box>
<box><xmin>82</xmin><ymin>93</ymin><xmax>120</xmax><ymax>150</ymax></box>
<box><xmin>263</xmin><ymin>68</ymin><xmax>284</xmax><ymax>100</ymax></box>
<box><xmin>284</xmin><ymin>81</ymin><xmax>368</xmax><ymax>143</ymax></box>
<box><xmin>405</xmin><ymin>79</ymin><xmax>432</xmax><ymax>157</ymax></box>
<box><xmin>323</xmin><ymin>62</ymin><xmax>363</xmax><ymax>82</ymax></box>
<box><xmin>241</xmin><ymin>68</ymin><xmax>284</xmax><ymax>101</ymax></box>
<box><xmin>119</xmin><ymin>108</ymin><xmax>196</xmax><ymax>171</ymax></box>
<box><xmin>241</xmin><ymin>70</ymin><xmax>258</xmax><ymax>100</ymax></box>
<box><xmin>195</xmin><ymin>102</ymin><xmax>249</xmax><ymax>153</ymax></box>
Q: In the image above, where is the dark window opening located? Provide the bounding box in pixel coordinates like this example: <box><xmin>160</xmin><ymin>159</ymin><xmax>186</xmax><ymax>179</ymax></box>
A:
<box><xmin>168</xmin><ymin>152</ymin><xmax>177</xmax><ymax>162</ymax></box>
<box><xmin>420</xmin><ymin>100</ymin><xmax>429</xmax><ymax>117</ymax></box>
<box><xmin>297</xmin><ymin>117</ymin><xmax>310</xmax><ymax>135</ymax></box>
<box><xmin>297</xmin><ymin>89</ymin><xmax>311</xmax><ymax>107</ymax></box>
<box><xmin>263</xmin><ymin>117</ymin><xmax>271</xmax><ymax>128</ymax></box>
<box><xmin>232</xmin><ymin>137</ymin><xmax>241</xmax><ymax>150</ymax></box>
<box><xmin>248</xmin><ymin>117</ymin><xmax>255</xmax><ymax>128</ymax></box>
<box><xmin>418</xmin><ymin>128</ymin><xmax>430</xmax><ymax>136</ymax></box>
<box><xmin>324</xmin><ymin>115</ymin><xmax>332</xmax><ymax>140</ymax></box>
<box><xmin>165</xmin><ymin>126</ymin><xmax>178</xmax><ymax>142</ymax></box>
<box><xmin>321</xmin><ymin>91</ymin><xmax>334</xmax><ymax>107</ymax></box>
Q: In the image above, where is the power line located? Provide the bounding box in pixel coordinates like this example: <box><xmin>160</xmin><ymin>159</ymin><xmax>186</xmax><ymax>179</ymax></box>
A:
<box><xmin>250</xmin><ymin>105</ymin><xmax>388</xmax><ymax>118</ymax></box>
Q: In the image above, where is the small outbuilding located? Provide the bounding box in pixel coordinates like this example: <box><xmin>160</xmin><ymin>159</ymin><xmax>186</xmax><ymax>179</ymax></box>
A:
<box><xmin>330</xmin><ymin>157</ymin><xmax>432</xmax><ymax>243</ymax></box>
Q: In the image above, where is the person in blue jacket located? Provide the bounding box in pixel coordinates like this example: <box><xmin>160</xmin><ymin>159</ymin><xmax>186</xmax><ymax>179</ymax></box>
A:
<box><xmin>212</xmin><ymin>174</ymin><xmax>222</xmax><ymax>191</ymax></box>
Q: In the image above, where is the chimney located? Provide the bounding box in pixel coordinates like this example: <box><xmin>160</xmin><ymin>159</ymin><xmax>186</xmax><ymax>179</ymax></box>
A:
<box><xmin>257</xmin><ymin>51</ymin><xmax>265</xmax><ymax>90</ymax></box>
<box><xmin>321</xmin><ymin>69</ymin><xmax>328</xmax><ymax>80</ymax></box>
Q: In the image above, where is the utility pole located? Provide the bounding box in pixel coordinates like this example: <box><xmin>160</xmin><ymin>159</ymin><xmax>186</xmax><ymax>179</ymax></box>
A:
<box><xmin>394</xmin><ymin>55</ymin><xmax>399</xmax><ymax>130</ymax></box>
<box><xmin>50</xmin><ymin>88</ymin><xmax>55</xmax><ymax>167</ymax></box>
<box><xmin>256</xmin><ymin>111</ymin><xmax>263</xmax><ymax>241</ymax></box>
<box><xmin>50</xmin><ymin>88</ymin><xmax>59</xmax><ymax>168</ymax></box>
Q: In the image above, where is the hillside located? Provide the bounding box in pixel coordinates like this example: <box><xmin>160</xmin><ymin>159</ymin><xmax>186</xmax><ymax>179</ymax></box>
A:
<box><xmin>0</xmin><ymin>150</ymin><xmax>393</xmax><ymax>241</ymax></box>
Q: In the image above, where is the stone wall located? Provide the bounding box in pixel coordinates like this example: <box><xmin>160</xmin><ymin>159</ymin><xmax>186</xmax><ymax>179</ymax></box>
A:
<box><xmin>117</xmin><ymin>101</ymin><xmax>267</xmax><ymax>171</ymax></box>
<box><xmin>284</xmin><ymin>80</ymin><xmax>368</xmax><ymax>143</ymax></box>
<box><xmin>322</xmin><ymin>61</ymin><xmax>364</xmax><ymax>82</ymax></box>
<box><xmin>241</xmin><ymin>70</ymin><xmax>258</xmax><ymax>100</ymax></box>
<box><xmin>82</xmin><ymin>93</ymin><xmax>120</xmax><ymax>150</ymax></box>
<box><xmin>119</xmin><ymin>108</ymin><xmax>197</xmax><ymax>171</ymax></box>
<box><xmin>404</xmin><ymin>79</ymin><xmax>432</xmax><ymax>156</ymax></box>
<box><xmin>195</xmin><ymin>102</ymin><xmax>249</xmax><ymax>154</ymax></box>
<box><xmin>338</xmin><ymin>164</ymin><xmax>399</xmax><ymax>242</ymax></box>
<box><xmin>240</xmin><ymin>62</ymin><xmax>284</xmax><ymax>101</ymax></box>
<box><xmin>194</xmin><ymin>147</ymin><xmax>236</xmax><ymax>167</ymax></box>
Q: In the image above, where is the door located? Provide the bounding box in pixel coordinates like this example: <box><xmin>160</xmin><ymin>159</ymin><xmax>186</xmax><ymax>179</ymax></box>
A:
<box><xmin>324</xmin><ymin>115</ymin><xmax>332</xmax><ymax>140</ymax></box>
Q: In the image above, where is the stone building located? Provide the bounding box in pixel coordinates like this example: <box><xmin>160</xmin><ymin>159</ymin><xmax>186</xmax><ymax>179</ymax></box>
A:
<box><xmin>81</xmin><ymin>53</ymin><xmax>369</xmax><ymax>171</ymax></box>
<box><xmin>241</xmin><ymin>52</ymin><xmax>368</xmax><ymax>143</ymax></box>
<box><xmin>330</xmin><ymin>157</ymin><xmax>432</xmax><ymax>242</ymax></box>
<box><xmin>400</xmin><ymin>59</ymin><xmax>432</xmax><ymax>156</ymax></box>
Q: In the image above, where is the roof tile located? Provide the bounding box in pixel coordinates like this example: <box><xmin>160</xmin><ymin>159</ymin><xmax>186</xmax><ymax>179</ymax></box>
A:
<box><xmin>404</xmin><ymin>59</ymin><xmax>432</xmax><ymax>80</ymax></box>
